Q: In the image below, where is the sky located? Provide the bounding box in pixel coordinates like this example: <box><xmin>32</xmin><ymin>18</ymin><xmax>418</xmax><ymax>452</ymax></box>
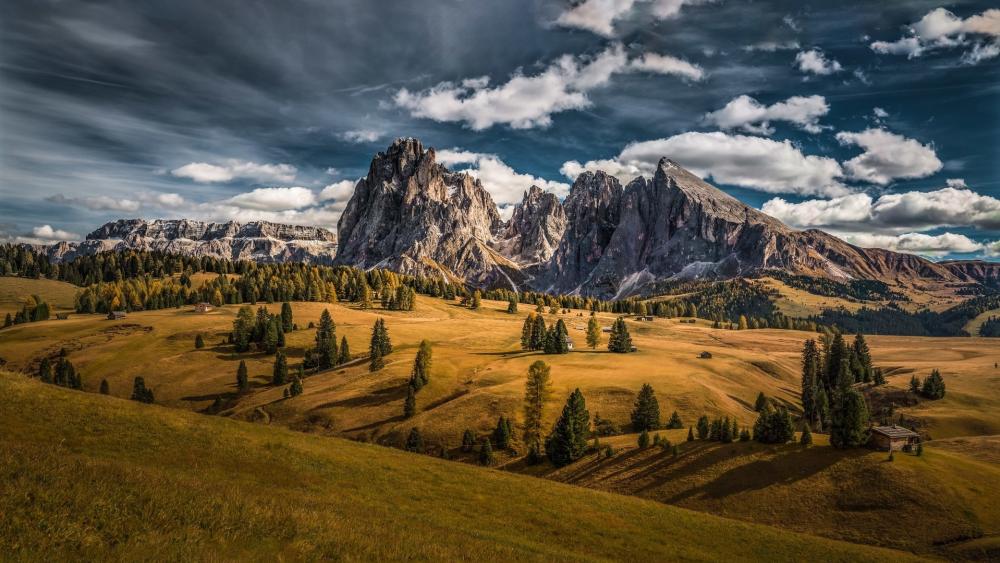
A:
<box><xmin>1</xmin><ymin>0</ymin><xmax>998</xmax><ymax>260</ymax></box>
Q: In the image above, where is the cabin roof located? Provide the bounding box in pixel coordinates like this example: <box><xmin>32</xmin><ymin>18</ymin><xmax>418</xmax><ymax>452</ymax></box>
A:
<box><xmin>871</xmin><ymin>425</ymin><xmax>919</xmax><ymax>439</ymax></box>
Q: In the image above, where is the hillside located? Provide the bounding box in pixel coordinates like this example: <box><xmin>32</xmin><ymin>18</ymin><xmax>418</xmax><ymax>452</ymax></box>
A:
<box><xmin>545</xmin><ymin>431</ymin><xmax>1000</xmax><ymax>559</ymax></box>
<box><xmin>0</xmin><ymin>372</ymin><xmax>922</xmax><ymax>561</ymax></box>
<box><xmin>0</xmin><ymin>277</ymin><xmax>79</xmax><ymax>316</ymax></box>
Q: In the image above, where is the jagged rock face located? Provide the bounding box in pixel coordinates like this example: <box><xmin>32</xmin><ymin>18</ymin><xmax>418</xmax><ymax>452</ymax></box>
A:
<box><xmin>495</xmin><ymin>185</ymin><xmax>567</xmax><ymax>265</ymax></box>
<box><xmin>940</xmin><ymin>260</ymin><xmax>1000</xmax><ymax>284</ymax></box>
<box><xmin>42</xmin><ymin>219</ymin><xmax>338</xmax><ymax>264</ymax></box>
<box><xmin>542</xmin><ymin>171</ymin><xmax>623</xmax><ymax>293</ymax></box>
<box><xmin>335</xmin><ymin>138</ymin><xmax>522</xmax><ymax>289</ymax></box>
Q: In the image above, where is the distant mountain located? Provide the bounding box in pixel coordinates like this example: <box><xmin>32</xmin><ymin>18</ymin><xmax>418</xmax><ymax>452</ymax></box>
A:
<box><xmin>39</xmin><ymin>219</ymin><xmax>338</xmax><ymax>264</ymax></box>
<box><xmin>31</xmin><ymin>138</ymin><xmax>1000</xmax><ymax>297</ymax></box>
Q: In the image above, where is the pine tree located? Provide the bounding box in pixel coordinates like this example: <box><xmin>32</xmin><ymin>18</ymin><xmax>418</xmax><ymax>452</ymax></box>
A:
<box><xmin>478</xmin><ymin>437</ymin><xmax>494</xmax><ymax>466</ymax></box>
<box><xmin>289</xmin><ymin>373</ymin><xmax>303</xmax><ymax>397</ymax></box>
<box><xmin>687</xmin><ymin>426</ymin><xmax>695</xmax><ymax>441</ymax></box>
<box><xmin>280</xmin><ymin>302</ymin><xmax>294</xmax><ymax>332</ymax></box>
<box><xmin>470</xmin><ymin>290</ymin><xmax>482</xmax><ymax>310</ymax></box>
<box><xmin>272</xmin><ymin>351</ymin><xmax>288</xmax><ymax>385</ymax></box>
<box><xmin>754</xmin><ymin>391</ymin><xmax>769</xmax><ymax>412</ymax></box>
<box><xmin>38</xmin><ymin>357</ymin><xmax>52</xmax><ymax>383</ymax></box>
<box><xmin>872</xmin><ymin>367</ymin><xmax>886</xmax><ymax>385</ymax></box>
<box><xmin>752</xmin><ymin>404</ymin><xmax>794</xmax><ymax>444</ymax></box>
<box><xmin>195</xmin><ymin>334</ymin><xmax>205</xmax><ymax>349</ymax></box>
<box><xmin>99</xmin><ymin>379</ymin><xmax>110</xmax><ymax>395</ymax></box>
<box><xmin>800</xmin><ymin>424</ymin><xmax>813</xmax><ymax>445</ymax></box>
<box><xmin>586</xmin><ymin>315</ymin><xmax>601</xmax><ymax>349</ymax></box>
<box><xmin>531</xmin><ymin>315</ymin><xmax>547</xmax><ymax>350</ymax></box>
<box><xmin>461</xmin><ymin>429</ymin><xmax>476</xmax><ymax>452</ymax></box>
<box><xmin>830</xmin><ymin>388</ymin><xmax>870</xmax><ymax>448</ymax></box>
<box><xmin>521</xmin><ymin>313</ymin><xmax>536</xmax><ymax>350</ymax></box>
<box><xmin>236</xmin><ymin>360</ymin><xmax>249</xmax><ymax>393</ymax></box>
<box><xmin>638</xmin><ymin>429</ymin><xmax>650</xmax><ymax>449</ymax></box>
<box><xmin>546</xmin><ymin>388</ymin><xmax>590</xmax><ymax>467</ymax></box>
<box><xmin>130</xmin><ymin>376</ymin><xmax>154</xmax><ymax>404</ymax></box>
<box><xmin>409</xmin><ymin>340</ymin><xmax>432</xmax><ymax>390</ymax></box>
<box><xmin>403</xmin><ymin>384</ymin><xmax>417</xmax><ymax>418</ymax></box>
<box><xmin>696</xmin><ymin>415</ymin><xmax>710</xmax><ymax>440</ymax></box>
<box><xmin>492</xmin><ymin>416</ymin><xmax>512</xmax><ymax>450</ymax></box>
<box><xmin>667</xmin><ymin>411</ymin><xmax>683</xmax><ymax>429</ymax></box>
<box><xmin>815</xmin><ymin>387</ymin><xmax>830</xmax><ymax>427</ymax></box>
<box><xmin>630</xmin><ymin>383</ymin><xmax>660</xmax><ymax>431</ymax></box>
<box><xmin>910</xmin><ymin>374</ymin><xmax>922</xmax><ymax>394</ymax></box>
<box><xmin>801</xmin><ymin>339</ymin><xmax>820</xmax><ymax>421</ymax></box>
<box><xmin>824</xmin><ymin>332</ymin><xmax>849</xmax><ymax>394</ymax></box>
<box><xmin>507</xmin><ymin>297</ymin><xmax>518</xmax><ymax>314</ymax></box>
<box><xmin>405</xmin><ymin>427</ymin><xmax>424</xmax><ymax>453</ymax></box>
<box><xmin>607</xmin><ymin>317</ymin><xmax>633</xmax><ymax>353</ymax></box>
<box><xmin>921</xmin><ymin>369</ymin><xmax>946</xmax><ymax>399</ymax></box>
<box><xmin>522</xmin><ymin>361</ymin><xmax>552</xmax><ymax>456</ymax></box>
<box><xmin>232</xmin><ymin>305</ymin><xmax>255</xmax><ymax>352</ymax></box>
<box><xmin>336</xmin><ymin>336</ymin><xmax>350</xmax><ymax>365</ymax></box>
<box><xmin>369</xmin><ymin>318</ymin><xmax>391</xmax><ymax>371</ymax></box>
<box><xmin>262</xmin><ymin>319</ymin><xmax>279</xmax><ymax>354</ymax></box>
<box><xmin>3</xmin><ymin>313</ymin><xmax>12</xmax><ymax>328</ymax></box>
<box><xmin>315</xmin><ymin>309</ymin><xmax>337</xmax><ymax>370</ymax></box>
<box><xmin>851</xmin><ymin>333</ymin><xmax>872</xmax><ymax>383</ymax></box>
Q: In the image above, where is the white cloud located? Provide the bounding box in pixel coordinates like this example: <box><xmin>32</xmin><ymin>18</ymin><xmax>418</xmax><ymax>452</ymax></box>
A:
<box><xmin>554</xmin><ymin>0</ymin><xmax>713</xmax><ymax>37</ymax></box>
<box><xmin>224</xmin><ymin>186</ymin><xmax>317</xmax><ymax>211</ymax></box>
<box><xmin>742</xmin><ymin>40</ymin><xmax>800</xmax><ymax>52</ymax></box>
<box><xmin>782</xmin><ymin>14</ymin><xmax>800</xmax><ymax>32</ymax></box>
<box><xmin>836</xmin><ymin>128</ymin><xmax>942</xmax><ymax>185</ymax></box>
<box><xmin>988</xmin><ymin>241</ymin><xmax>1000</xmax><ymax>257</ymax></box>
<box><xmin>46</xmin><ymin>193</ymin><xmax>141</xmax><ymax>212</ymax></box>
<box><xmin>703</xmin><ymin>94</ymin><xmax>829</xmax><ymax>134</ymax></box>
<box><xmin>394</xmin><ymin>45</ymin><xmax>699</xmax><ymax>130</ymax></box>
<box><xmin>560</xmin><ymin>131</ymin><xmax>847</xmax><ymax>196</ymax></box>
<box><xmin>842</xmin><ymin>232</ymin><xmax>984</xmax><ymax>257</ymax></box>
<box><xmin>762</xmin><ymin>185</ymin><xmax>1000</xmax><ymax>232</ymax></box>
<box><xmin>873</xmin><ymin>107</ymin><xmax>888</xmax><ymax>118</ymax></box>
<box><xmin>150</xmin><ymin>193</ymin><xmax>186</xmax><ymax>208</ymax></box>
<box><xmin>795</xmin><ymin>49</ymin><xmax>843</xmax><ymax>75</ymax></box>
<box><xmin>318</xmin><ymin>179</ymin><xmax>358</xmax><ymax>202</ymax></box>
<box><xmin>629</xmin><ymin>52</ymin><xmax>704</xmax><ymax>81</ymax></box>
<box><xmin>437</xmin><ymin>149</ymin><xmax>571</xmax><ymax>206</ymax></box>
<box><xmin>869</xmin><ymin>8</ymin><xmax>1000</xmax><ymax>64</ymax></box>
<box><xmin>16</xmin><ymin>224</ymin><xmax>82</xmax><ymax>244</ymax></box>
<box><xmin>340</xmin><ymin>130</ymin><xmax>381</xmax><ymax>143</ymax></box>
<box><xmin>171</xmin><ymin>160</ymin><xmax>297</xmax><ymax>183</ymax></box>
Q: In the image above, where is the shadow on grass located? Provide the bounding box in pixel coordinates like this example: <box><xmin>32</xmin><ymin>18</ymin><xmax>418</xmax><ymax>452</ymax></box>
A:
<box><xmin>311</xmin><ymin>384</ymin><xmax>405</xmax><ymax>410</ymax></box>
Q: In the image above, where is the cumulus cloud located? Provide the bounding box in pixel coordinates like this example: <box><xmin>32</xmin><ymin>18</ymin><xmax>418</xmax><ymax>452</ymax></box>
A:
<box><xmin>45</xmin><ymin>193</ymin><xmax>141</xmax><ymax>212</ymax></box>
<box><xmin>841</xmin><ymin>232</ymin><xmax>984</xmax><ymax>257</ymax></box>
<box><xmin>171</xmin><ymin>159</ymin><xmax>297</xmax><ymax>183</ymax></box>
<box><xmin>795</xmin><ymin>49</ymin><xmax>843</xmax><ymax>75</ymax></box>
<box><xmin>560</xmin><ymin>131</ymin><xmax>847</xmax><ymax>196</ymax></box>
<box><xmin>836</xmin><ymin>128</ymin><xmax>942</xmax><ymax>185</ymax></box>
<box><xmin>340</xmin><ymin>129</ymin><xmax>381</xmax><ymax>143</ymax></box>
<box><xmin>629</xmin><ymin>52</ymin><xmax>704</xmax><ymax>81</ymax></box>
<box><xmin>870</xmin><ymin>8</ymin><xmax>1000</xmax><ymax>64</ymax></box>
<box><xmin>555</xmin><ymin>0</ymin><xmax>713</xmax><ymax>37</ymax></box>
<box><xmin>16</xmin><ymin>224</ymin><xmax>82</xmax><ymax>244</ymax></box>
<box><xmin>224</xmin><ymin>186</ymin><xmax>317</xmax><ymax>211</ymax></box>
<box><xmin>394</xmin><ymin>45</ymin><xmax>699</xmax><ymax>130</ymax></box>
<box><xmin>318</xmin><ymin>180</ymin><xmax>358</xmax><ymax>203</ymax></box>
<box><xmin>437</xmin><ymin>149</ymin><xmax>571</xmax><ymax>206</ymax></box>
<box><xmin>703</xmin><ymin>94</ymin><xmax>829</xmax><ymax>134</ymax></box>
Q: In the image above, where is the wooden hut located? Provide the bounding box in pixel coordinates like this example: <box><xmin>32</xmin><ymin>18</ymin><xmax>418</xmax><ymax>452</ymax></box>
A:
<box><xmin>869</xmin><ymin>425</ymin><xmax>920</xmax><ymax>452</ymax></box>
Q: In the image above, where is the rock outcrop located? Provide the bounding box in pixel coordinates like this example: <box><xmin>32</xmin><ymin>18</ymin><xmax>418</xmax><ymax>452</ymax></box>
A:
<box><xmin>335</xmin><ymin>138</ymin><xmax>523</xmax><ymax>289</ymax></box>
<box><xmin>495</xmin><ymin>185</ymin><xmax>567</xmax><ymax>266</ymax></box>
<box><xmin>41</xmin><ymin>219</ymin><xmax>338</xmax><ymax>264</ymax></box>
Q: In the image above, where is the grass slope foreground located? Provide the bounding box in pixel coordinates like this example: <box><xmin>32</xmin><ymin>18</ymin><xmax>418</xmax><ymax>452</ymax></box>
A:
<box><xmin>0</xmin><ymin>373</ymin><xmax>920</xmax><ymax>562</ymax></box>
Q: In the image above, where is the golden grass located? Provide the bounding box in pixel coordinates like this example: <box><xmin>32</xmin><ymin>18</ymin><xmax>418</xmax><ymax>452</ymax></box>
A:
<box><xmin>0</xmin><ymin>372</ymin><xmax>924</xmax><ymax>562</ymax></box>
<box><xmin>0</xmin><ymin>276</ymin><xmax>79</xmax><ymax>315</ymax></box>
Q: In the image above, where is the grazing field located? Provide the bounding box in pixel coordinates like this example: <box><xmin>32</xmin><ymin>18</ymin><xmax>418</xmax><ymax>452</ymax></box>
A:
<box><xmin>0</xmin><ymin>277</ymin><xmax>79</xmax><ymax>315</ymax></box>
<box><xmin>545</xmin><ymin>430</ymin><xmax>1000</xmax><ymax>559</ymax></box>
<box><xmin>0</xmin><ymin>373</ymin><xmax>923</xmax><ymax>562</ymax></box>
<box><xmin>1</xmin><ymin>291</ymin><xmax>997</xmax><ymax>447</ymax></box>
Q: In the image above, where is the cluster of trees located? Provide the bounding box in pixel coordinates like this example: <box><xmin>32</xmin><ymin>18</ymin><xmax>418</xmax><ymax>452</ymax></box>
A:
<box><xmin>799</xmin><ymin>333</ymin><xmax>873</xmax><ymax>447</ymax></box>
<box><xmin>751</xmin><ymin>406</ymin><xmax>794</xmax><ymax>444</ymax></box>
<box><xmin>607</xmin><ymin>317</ymin><xmax>632</xmax><ymax>353</ymax></box>
<box><xmin>369</xmin><ymin>318</ymin><xmax>392</xmax><ymax>371</ymax></box>
<box><xmin>979</xmin><ymin>316</ymin><xmax>1000</xmax><ymax>337</ymax></box>
<box><xmin>519</xmin><ymin>314</ymin><xmax>571</xmax><ymax>354</ymax></box>
<box><xmin>305</xmin><ymin>309</ymin><xmax>349</xmax><ymax>371</ymax></box>
<box><xmin>910</xmin><ymin>369</ymin><xmax>946</xmax><ymax>400</ymax></box>
<box><xmin>404</xmin><ymin>340</ymin><xmax>432</xmax><ymax>418</ymax></box>
<box><xmin>695</xmin><ymin>414</ymin><xmax>751</xmax><ymax>443</ymax></box>
<box><xmin>766</xmin><ymin>271</ymin><xmax>907</xmax><ymax>302</ymax></box>
<box><xmin>37</xmin><ymin>349</ymin><xmax>82</xmax><ymax>389</ymax></box>
<box><xmin>814</xmin><ymin>295</ymin><xmax>1000</xmax><ymax>337</ymax></box>
<box><xmin>231</xmin><ymin>304</ymin><xmax>288</xmax><ymax>354</ymax></box>
<box><xmin>130</xmin><ymin>376</ymin><xmax>155</xmax><ymax>403</ymax></box>
<box><xmin>3</xmin><ymin>295</ymin><xmax>51</xmax><ymax>328</ymax></box>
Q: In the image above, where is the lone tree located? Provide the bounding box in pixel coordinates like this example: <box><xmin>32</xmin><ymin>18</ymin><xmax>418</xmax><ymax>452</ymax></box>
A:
<box><xmin>666</xmin><ymin>410</ymin><xmax>683</xmax><ymax>429</ymax></box>
<box><xmin>522</xmin><ymin>360</ymin><xmax>552</xmax><ymax>461</ymax></box>
<box><xmin>405</xmin><ymin>427</ymin><xmax>424</xmax><ymax>453</ymax></box>
<box><xmin>337</xmin><ymin>336</ymin><xmax>351</xmax><ymax>365</ymax></box>
<box><xmin>99</xmin><ymin>379</ymin><xmax>110</xmax><ymax>395</ymax></box>
<box><xmin>754</xmin><ymin>391</ymin><xmax>769</xmax><ymax>412</ymax></box>
<box><xmin>280</xmin><ymin>302</ymin><xmax>294</xmax><ymax>332</ymax></box>
<box><xmin>630</xmin><ymin>383</ymin><xmax>660</xmax><ymax>431</ymax></box>
<box><xmin>507</xmin><ymin>297</ymin><xmax>518</xmax><ymax>314</ymax></box>
<box><xmin>470</xmin><ymin>290</ymin><xmax>482</xmax><ymax>310</ymax></box>
<box><xmin>289</xmin><ymin>373</ymin><xmax>303</xmax><ymax>397</ymax></box>
<box><xmin>272</xmin><ymin>351</ymin><xmax>288</xmax><ymax>385</ymax></box>
<box><xmin>409</xmin><ymin>340</ymin><xmax>432</xmax><ymax>390</ymax></box>
<box><xmin>236</xmin><ymin>360</ymin><xmax>250</xmax><ymax>393</ymax></box>
<box><xmin>314</xmin><ymin>309</ymin><xmax>338</xmax><ymax>370</ymax></box>
<box><xmin>921</xmin><ymin>369</ymin><xmax>946</xmax><ymax>400</ymax></box>
<box><xmin>830</xmin><ymin>388</ymin><xmax>870</xmax><ymax>448</ymax></box>
<box><xmin>130</xmin><ymin>376</ymin><xmax>154</xmax><ymax>404</ymax></box>
<box><xmin>478</xmin><ymin>437</ymin><xmax>494</xmax><ymax>466</ymax></box>
<box><xmin>586</xmin><ymin>315</ymin><xmax>601</xmax><ymax>349</ymax></box>
<box><xmin>607</xmin><ymin>317</ymin><xmax>632</xmax><ymax>353</ymax></box>
<box><xmin>195</xmin><ymin>334</ymin><xmax>205</xmax><ymax>349</ymax></box>
<box><xmin>369</xmin><ymin>318</ymin><xmax>392</xmax><ymax>371</ymax></box>
<box><xmin>545</xmin><ymin>388</ymin><xmax>590</xmax><ymax>467</ymax></box>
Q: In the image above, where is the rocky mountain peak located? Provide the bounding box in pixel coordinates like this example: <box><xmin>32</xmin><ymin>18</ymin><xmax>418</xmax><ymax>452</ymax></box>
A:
<box><xmin>496</xmin><ymin>185</ymin><xmax>567</xmax><ymax>265</ymax></box>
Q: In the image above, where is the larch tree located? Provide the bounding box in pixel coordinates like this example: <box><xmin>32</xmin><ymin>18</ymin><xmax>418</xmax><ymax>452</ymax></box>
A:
<box><xmin>522</xmin><ymin>360</ymin><xmax>552</xmax><ymax>460</ymax></box>
<box><xmin>236</xmin><ymin>360</ymin><xmax>249</xmax><ymax>393</ymax></box>
<box><xmin>586</xmin><ymin>315</ymin><xmax>601</xmax><ymax>349</ymax></box>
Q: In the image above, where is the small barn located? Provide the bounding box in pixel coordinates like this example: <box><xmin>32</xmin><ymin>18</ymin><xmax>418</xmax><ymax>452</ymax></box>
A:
<box><xmin>601</xmin><ymin>326</ymin><xmax>612</xmax><ymax>333</ymax></box>
<box><xmin>195</xmin><ymin>302</ymin><xmax>214</xmax><ymax>313</ymax></box>
<box><xmin>107</xmin><ymin>311</ymin><xmax>127</xmax><ymax>320</ymax></box>
<box><xmin>869</xmin><ymin>425</ymin><xmax>920</xmax><ymax>452</ymax></box>
<box><xmin>635</xmin><ymin>315</ymin><xmax>654</xmax><ymax>321</ymax></box>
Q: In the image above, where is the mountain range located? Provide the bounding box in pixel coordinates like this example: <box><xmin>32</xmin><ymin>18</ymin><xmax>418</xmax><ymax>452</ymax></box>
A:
<box><xmin>35</xmin><ymin>138</ymin><xmax>999</xmax><ymax>298</ymax></box>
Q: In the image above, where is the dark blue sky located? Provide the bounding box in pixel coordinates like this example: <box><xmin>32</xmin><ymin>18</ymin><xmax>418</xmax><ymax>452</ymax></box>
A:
<box><xmin>1</xmin><ymin>0</ymin><xmax>997</xmax><ymax>259</ymax></box>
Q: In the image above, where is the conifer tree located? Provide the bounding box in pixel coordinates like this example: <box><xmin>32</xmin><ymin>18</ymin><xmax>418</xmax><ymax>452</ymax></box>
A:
<box><xmin>687</xmin><ymin>426</ymin><xmax>695</xmax><ymax>441</ymax></box>
<box><xmin>872</xmin><ymin>367</ymin><xmax>886</xmax><ymax>386</ymax></box>
<box><xmin>910</xmin><ymin>374</ymin><xmax>922</xmax><ymax>394</ymax></box>
<box><xmin>507</xmin><ymin>297</ymin><xmax>518</xmax><ymax>314</ymax></box>
<box><xmin>754</xmin><ymin>391</ymin><xmax>769</xmax><ymax>412</ymax></box>
<box><xmin>409</xmin><ymin>340</ymin><xmax>432</xmax><ymax>390</ymax></box>
<box><xmin>586</xmin><ymin>315</ymin><xmax>601</xmax><ymax>349</ymax></box>
<box><xmin>607</xmin><ymin>317</ymin><xmax>632</xmax><ymax>353</ymax></box>
<box><xmin>369</xmin><ymin>318</ymin><xmax>391</xmax><ymax>371</ymax></box>
<box><xmin>800</xmin><ymin>424</ymin><xmax>813</xmax><ymax>445</ymax></box>
<box><xmin>696</xmin><ymin>415</ymin><xmax>710</xmax><ymax>440</ymax></box>
<box><xmin>195</xmin><ymin>334</ymin><xmax>205</xmax><ymax>349</ymax></box>
<box><xmin>3</xmin><ymin>313</ymin><xmax>11</xmax><ymax>328</ymax></box>
<box><xmin>99</xmin><ymin>379</ymin><xmax>110</xmax><ymax>395</ymax></box>
<box><xmin>546</xmin><ymin>388</ymin><xmax>590</xmax><ymax>467</ymax></box>
<box><xmin>531</xmin><ymin>315</ymin><xmax>547</xmax><ymax>350</ymax></box>
<box><xmin>521</xmin><ymin>313</ymin><xmax>536</xmax><ymax>350</ymax></box>
<box><xmin>470</xmin><ymin>290</ymin><xmax>482</xmax><ymax>310</ymax></box>
<box><xmin>630</xmin><ymin>383</ymin><xmax>660</xmax><ymax>431</ymax></box>
<box><xmin>830</xmin><ymin>388</ymin><xmax>870</xmax><ymax>448</ymax></box>
<box><xmin>38</xmin><ymin>357</ymin><xmax>52</xmax><ymax>383</ymax></box>
<box><xmin>752</xmin><ymin>404</ymin><xmax>795</xmax><ymax>444</ymax></box>
<box><xmin>272</xmin><ymin>351</ymin><xmax>288</xmax><ymax>385</ymax></box>
<box><xmin>289</xmin><ymin>373</ymin><xmax>303</xmax><ymax>397</ymax></box>
<box><xmin>130</xmin><ymin>376</ymin><xmax>154</xmax><ymax>404</ymax></box>
<box><xmin>815</xmin><ymin>387</ymin><xmax>830</xmax><ymax>427</ymax></box>
<box><xmin>667</xmin><ymin>411</ymin><xmax>683</xmax><ymax>429</ymax></box>
<box><xmin>236</xmin><ymin>360</ymin><xmax>249</xmax><ymax>393</ymax></box>
<box><xmin>280</xmin><ymin>302</ymin><xmax>294</xmax><ymax>332</ymax></box>
<box><xmin>403</xmin><ymin>384</ymin><xmax>416</xmax><ymax>418</ymax></box>
<box><xmin>737</xmin><ymin>315</ymin><xmax>748</xmax><ymax>330</ymax></box>
<box><xmin>522</xmin><ymin>361</ymin><xmax>552</xmax><ymax>456</ymax></box>
<box><xmin>405</xmin><ymin>427</ymin><xmax>424</xmax><ymax>453</ymax></box>
<box><xmin>461</xmin><ymin>429</ymin><xmax>476</xmax><ymax>452</ymax></box>
<box><xmin>851</xmin><ymin>332</ymin><xmax>872</xmax><ymax>383</ymax></box>
<box><xmin>638</xmin><ymin>429</ymin><xmax>650</xmax><ymax>449</ymax></box>
<box><xmin>801</xmin><ymin>339</ymin><xmax>820</xmax><ymax>421</ymax></box>
<box><xmin>337</xmin><ymin>336</ymin><xmax>351</xmax><ymax>365</ymax></box>
<box><xmin>921</xmin><ymin>369</ymin><xmax>946</xmax><ymax>399</ymax></box>
<box><xmin>315</xmin><ymin>309</ymin><xmax>337</xmax><ymax>370</ymax></box>
<box><xmin>262</xmin><ymin>319</ymin><xmax>279</xmax><ymax>354</ymax></box>
<box><xmin>478</xmin><ymin>437</ymin><xmax>494</xmax><ymax>466</ymax></box>
<box><xmin>492</xmin><ymin>415</ymin><xmax>512</xmax><ymax>450</ymax></box>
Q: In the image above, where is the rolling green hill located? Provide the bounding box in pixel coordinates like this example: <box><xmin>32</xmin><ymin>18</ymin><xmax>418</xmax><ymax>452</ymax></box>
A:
<box><xmin>0</xmin><ymin>372</ymin><xmax>925</xmax><ymax>562</ymax></box>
